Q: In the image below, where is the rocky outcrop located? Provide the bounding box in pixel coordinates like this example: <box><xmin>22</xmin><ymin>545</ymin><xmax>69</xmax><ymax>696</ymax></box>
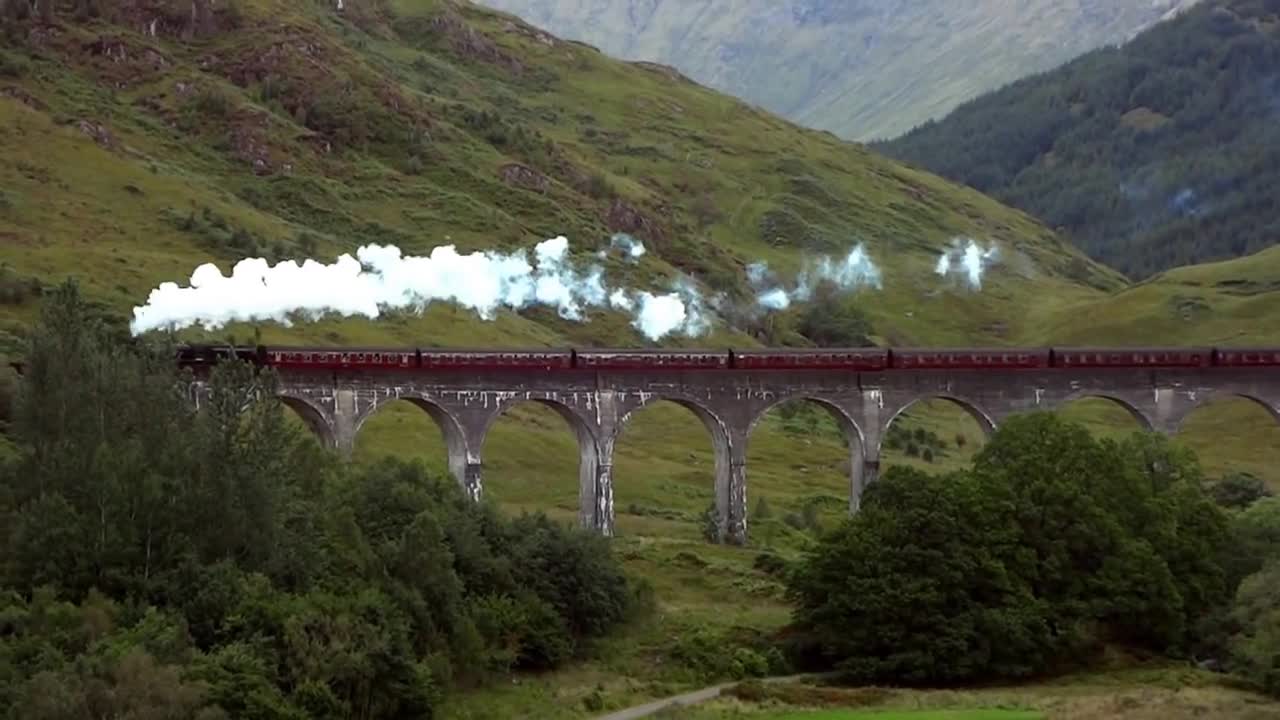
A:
<box><xmin>499</xmin><ymin>163</ymin><xmax>549</xmax><ymax>193</ymax></box>
<box><xmin>605</xmin><ymin>199</ymin><xmax>664</xmax><ymax>244</ymax></box>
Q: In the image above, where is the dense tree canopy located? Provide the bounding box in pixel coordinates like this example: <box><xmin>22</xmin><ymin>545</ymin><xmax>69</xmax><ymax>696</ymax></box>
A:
<box><xmin>0</xmin><ymin>282</ymin><xmax>641</xmax><ymax>719</ymax></box>
<box><xmin>786</xmin><ymin>413</ymin><xmax>1257</xmax><ymax>685</ymax></box>
<box><xmin>877</xmin><ymin>0</ymin><xmax>1280</xmax><ymax>278</ymax></box>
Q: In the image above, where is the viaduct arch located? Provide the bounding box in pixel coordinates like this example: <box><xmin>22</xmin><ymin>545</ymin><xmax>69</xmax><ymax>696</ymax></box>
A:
<box><xmin>218</xmin><ymin>364</ymin><xmax>1280</xmax><ymax>545</ymax></box>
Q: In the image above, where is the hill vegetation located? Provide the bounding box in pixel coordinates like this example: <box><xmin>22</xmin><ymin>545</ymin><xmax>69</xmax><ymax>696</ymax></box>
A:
<box><xmin>475</xmin><ymin>0</ymin><xmax>1200</xmax><ymax>141</ymax></box>
<box><xmin>3</xmin><ymin>292</ymin><xmax>1277</xmax><ymax>719</ymax></box>
<box><xmin>0</xmin><ymin>284</ymin><xmax>646</xmax><ymax>718</ymax></box>
<box><xmin>878</xmin><ymin>0</ymin><xmax>1280</xmax><ymax>279</ymax></box>
<box><xmin>0</xmin><ymin>0</ymin><xmax>1122</xmax><ymax>362</ymax></box>
<box><xmin>0</xmin><ymin>2</ymin><xmax>1278</xmax><ymax>717</ymax></box>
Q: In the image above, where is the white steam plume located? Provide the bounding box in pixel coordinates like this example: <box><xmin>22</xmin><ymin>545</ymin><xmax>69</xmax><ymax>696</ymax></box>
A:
<box><xmin>608</xmin><ymin>232</ymin><xmax>647</xmax><ymax>262</ymax></box>
<box><xmin>131</xmin><ymin>237</ymin><xmax>708</xmax><ymax>341</ymax></box>
<box><xmin>746</xmin><ymin>243</ymin><xmax>882</xmax><ymax>311</ymax></box>
<box><xmin>935</xmin><ymin>237</ymin><xmax>999</xmax><ymax>290</ymax></box>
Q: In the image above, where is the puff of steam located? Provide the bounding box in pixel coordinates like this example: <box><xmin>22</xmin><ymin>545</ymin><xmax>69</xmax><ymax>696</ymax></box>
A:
<box><xmin>608</xmin><ymin>276</ymin><xmax>710</xmax><ymax>340</ymax></box>
<box><xmin>757</xmin><ymin>288</ymin><xmax>791</xmax><ymax>310</ymax></box>
<box><xmin>131</xmin><ymin>236</ymin><xmax>717</xmax><ymax>342</ymax></box>
<box><xmin>935</xmin><ymin>237</ymin><xmax>999</xmax><ymax>290</ymax></box>
<box><xmin>748</xmin><ymin>243</ymin><xmax>882</xmax><ymax>310</ymax></box>
<box><xmin>609</xmin><ymin>233</ymin><xmax>647</xmax><ymax>262</ymax></box>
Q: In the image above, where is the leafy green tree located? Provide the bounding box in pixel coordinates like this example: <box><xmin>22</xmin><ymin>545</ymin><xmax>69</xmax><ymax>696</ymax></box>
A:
<box><xmin>1210</xmin><ymin>472</ymin><xmax>1273</xmax><ymax>510</ymax></box>
<box><xmin>788</xmin><ymin>466</ymin><xmax>1049</xmax><ymax>683</ymax></box>
<box><xmin>1226</xmin><ymin>496</ymin><xmax>1280</xmax><ymax>586</ymax></box>
<box><xmin>787</xmin><ymin>413</ymin><xmax>1233</xmax><ymax>682</ymax></box>
<box><xmin>0</xmin><ymin>281</ymin><xmax>639</xmax><ymax>717</ymax></box>
<box><xmin>1226</xmin><ymin>562</ymin><xmax>1280</xmax><ymax>697</ymax></box>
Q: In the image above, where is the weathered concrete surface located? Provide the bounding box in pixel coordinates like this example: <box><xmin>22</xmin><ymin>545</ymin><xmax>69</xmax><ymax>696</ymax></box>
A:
<box><xmin>199</xmin><ymin>366</ymin><xmax>1280</xmax><ymax>545</ymax></box>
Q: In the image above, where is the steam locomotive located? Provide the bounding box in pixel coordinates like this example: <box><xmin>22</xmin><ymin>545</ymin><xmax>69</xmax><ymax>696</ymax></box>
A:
<box><xmin>174</xmin><ymin>345</ymin><xmax>1280</xmax><ymax>371</ymax></box>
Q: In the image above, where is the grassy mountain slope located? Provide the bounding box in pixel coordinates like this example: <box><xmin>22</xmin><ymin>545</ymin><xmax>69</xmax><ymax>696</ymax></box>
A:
<box><xmin>877</xmin><ymin>0</ymin><xmax>1280</xmax><ymax>279</ymax></box>
<box><xmin>0</xmin><ymin>0</ymin><xmax>1123</xmax><ymax>357</ymax></box>
<box><xmin>0</xmin><ymin>2</ymin><xmax>1276</xmax><ymax>717</ymax></box>
<box><xmin>474</xmin><ymin>0</ymin><xmax>1201</xmax><ymax>141</ymax></box>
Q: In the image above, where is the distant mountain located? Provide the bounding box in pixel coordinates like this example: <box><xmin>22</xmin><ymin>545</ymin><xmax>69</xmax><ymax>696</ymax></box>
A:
<box><xmin>877</xmin><ymin>0</ymin><xmax>1280</xmax><ymax>279</ymax></box>
<box><xmin>472</xmin><ymin>0</ymin><xmax>1201</xmax><ymax>141</ymax></box>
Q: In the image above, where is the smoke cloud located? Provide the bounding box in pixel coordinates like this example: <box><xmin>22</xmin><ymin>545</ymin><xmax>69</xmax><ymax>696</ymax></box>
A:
<box><xmin>934</xmin><ymin>237</ymin><xmax>999</xmax><ymax>290</ymax></box>
<box><xmin>746</xmin><ymin>243</ymin><xmax>883</xmax><ymax>311</ymax></box>
<box><xmin>131</xmin><ymin>236</ymin><xmax>708</xmax><ymax>341</ymax></box>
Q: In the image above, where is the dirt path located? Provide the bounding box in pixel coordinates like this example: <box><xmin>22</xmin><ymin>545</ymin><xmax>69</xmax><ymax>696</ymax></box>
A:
<box><xmin>593</xmin><ymin>673</ymin><xmax>832</xmax><ymax>720</ymax></box>
<box><xmin>592</xmin><ymin>683</ymin><xmax>734</xmax><ymax>720</ymax></box>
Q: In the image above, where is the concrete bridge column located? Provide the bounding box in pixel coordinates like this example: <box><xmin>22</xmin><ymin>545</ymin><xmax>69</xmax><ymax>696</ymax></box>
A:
<box><xmin>1151</xmin><ymin>386</ymin><xmax>1201</xmax><ymax>436</ymax></box>
<box><xmin>592</xmin><ymin>452</ymin><xmax>615</xmax><ymax>537</ymax></box>
<box><xmin>330</xmin><ymin>386</ymin><xmax>359</xmax><ymax>458</ymax></box>
<box><xmin>461</xmin><ymin>461</ymin><xmax>484</xmax><ymax>502</ymax></box>
<box><xmin>451</xmin><ymin>406</ymin><xmax>498</xmax><ymax>504</ymax></box>
<box><xmin>721</xmin><ymin>424</ymin><xmax>749</xmax><ymax>546</ymax></box>
<box><xmin>852</xmin><ymin>388</ymin><xmax>887</xmax><ymax>513</ymax></box>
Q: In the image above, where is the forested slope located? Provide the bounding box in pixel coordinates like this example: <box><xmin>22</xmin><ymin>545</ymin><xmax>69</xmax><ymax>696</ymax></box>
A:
<box><xmin>878</xmin><ymin>0</ymin><xmax>1280</xmax><ymax>279</ymax></box>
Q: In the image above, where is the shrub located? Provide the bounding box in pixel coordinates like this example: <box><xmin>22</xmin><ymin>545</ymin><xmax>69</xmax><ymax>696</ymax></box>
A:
<box><xmin>1210</xmin><ymin>472</ymin><xmax>1272</xmax><ymax>509</ymax></box>
<box><xmin>701</xmin><ymin>502</ymin><xmax>720</xmax><ymax>542</ymax></box>
<box><xmin>730</xmin><ymin>647</ymin><xmax>770</xmax><ymax>679</ymax></box>
<box><xmin>753</xmin><ymin>553</ymin><xmax>788</xmax><ymax>578</ymax></box>
<box><xmin>0</xmin><ymin>50</ymin><xmax>28</xmax><ymax>78</ymax></box>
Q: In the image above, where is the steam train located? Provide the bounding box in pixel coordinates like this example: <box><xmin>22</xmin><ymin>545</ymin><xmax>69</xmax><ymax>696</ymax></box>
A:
<box><xmin>174</xmin><ymin>345</ymin><xmax>1280</xmax><ymax>372</ymax></box>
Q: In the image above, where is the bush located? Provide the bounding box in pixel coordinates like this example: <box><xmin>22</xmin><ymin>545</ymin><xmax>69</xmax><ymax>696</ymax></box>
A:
<box><xmin>1210</xmin><ymin>472</ymin><xmax>1272</xmax><ymax>509</ymax></box>
<box><xmin>797</xmin><ymin>285</ymin><xmax>874</xmax><ymax>347</ymax></box>
<box><xmin>1226</xmin><ymin>562</ymin><xmax>1280</xmax><ymax>697</ymax></box>
<box><xmin>730</xmin><ymin>647</ymin><xmax>770</xmax><ymax>679</ymax></box>
<box><xmin>0</xmin><ymin>50</ymin><xmax>28</xmax><ymax>79</ymax></box>
<box><xmin>701</xmin><ymin>502</ymin><xmax>720</xmax><ymax>542</ymax></box>
<box><xmin>753</xmin><ymin>553</ymin><xmax>789</xmax><ymax>578</ymax></box>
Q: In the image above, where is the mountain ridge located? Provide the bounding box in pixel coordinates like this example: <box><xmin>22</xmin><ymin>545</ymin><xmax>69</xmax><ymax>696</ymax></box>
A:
<box><xmin>471</xmin><ymin>0</ymin><xmax>1203</xmax><ymax>141</ymax></box>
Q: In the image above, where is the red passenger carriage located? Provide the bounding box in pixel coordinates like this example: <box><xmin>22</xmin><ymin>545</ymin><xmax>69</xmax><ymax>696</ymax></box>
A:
<box><xmin>731</xmin><ymin>348</ymin><xmax>889</xmax><ymax>371</ymax></box>
<box><xmin>1051</xmin><ymin>347</ymin><xmax>1212</xmax><ymax>369</ymax></box>
<box><xmin>1213</xmin><ymin>348</ymin><xmax>1280</xmax><ymax>367</ymax></box>
<box><xmin>573</xmin><ymin>349</ymin><xmax>730</xmax><ymax>370</ymax></box>
<box><xmin>890</xmin><ymin>348</ymin><xmax>1051</xmax><ymax>370</ymax></box>
<box><xmin>419</xmin><ymin>349</ymin><xmax>572</xmax><ymax>371</ymax></box>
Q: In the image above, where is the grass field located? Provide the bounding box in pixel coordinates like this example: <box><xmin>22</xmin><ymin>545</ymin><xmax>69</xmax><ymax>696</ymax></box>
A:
<box><xmin>662</xmin><ymin>668</ymin><xmax>1280</xmax><ymax>720</ymax></box>
<box><xmin>680</xmin><ymin>707</ymin><xmax>1039</xmax><ymax>712</ymax></box>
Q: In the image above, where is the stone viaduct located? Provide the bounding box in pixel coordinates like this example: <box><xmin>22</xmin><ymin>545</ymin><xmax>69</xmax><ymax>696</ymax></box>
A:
<box><xmin>245</xmin><ymin>364</ymin><xmax>1279</xmax><ymax>545</ymax></box>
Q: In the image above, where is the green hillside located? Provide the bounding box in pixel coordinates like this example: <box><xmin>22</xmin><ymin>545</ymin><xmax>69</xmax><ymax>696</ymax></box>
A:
<box><xmin>0</xmin><ymin>2</ymin><xmax>1277</xmax><ymax>717</ymax></box>
<box><xmin>0</xmin><ymin>0</ymin><xmax>1125</xmax><ymax>357</ymax></box>
<box><xmin>475</xmin><ymin>0</ymin><xmax>1201</xmax><ymax>142</ymax></box>
<box><xmin>877</xmin><ymin>0</ymin><xmax>1280</xmax><ymax>279</ymax></box>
